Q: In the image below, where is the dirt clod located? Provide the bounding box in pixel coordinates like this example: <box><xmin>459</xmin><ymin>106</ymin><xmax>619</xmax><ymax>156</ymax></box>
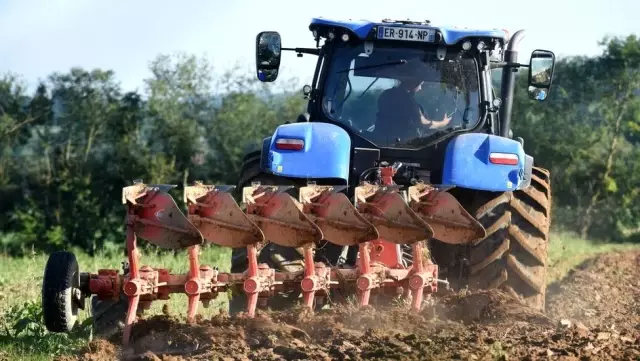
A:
<box><xmin>58</xmin><ymin>251</ymin><xmax>640</xmax><ymax>361</ymax></box>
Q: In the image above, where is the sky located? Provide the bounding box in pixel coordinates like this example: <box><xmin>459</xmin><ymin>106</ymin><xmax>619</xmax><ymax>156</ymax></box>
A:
<box><xmin>0</xmin><ymin>0</ymin><xmax>636</xmax><ymax>93</ymax></box>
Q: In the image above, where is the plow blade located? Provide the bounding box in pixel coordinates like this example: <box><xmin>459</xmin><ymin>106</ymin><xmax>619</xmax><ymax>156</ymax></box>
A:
<box><xmin>354</xmin><ymin>183</ymin><xmax>433</xmax><ymax>244</ymax></box>
<box><xmin>242</xmin><ymin>184</ymin><xmax>323</xmax><ymax>247</ymax></box>
<box><xmin>408</xmin><ymin>183</ymin><xmax>486</xmax><ymax>244</ymax></box>
<box><xmin>299</xmin><ymin>185</ymin><xmax>379</xmax><ymax>246</ymax></box>
<box><xmin>122</xmin><ymin>182</ymin><xmax>203</xmax><ymax>249</ymax></box>
<box><xmin>184</xmin><ymin>182</ymin><xmax>265</xmax><ymax>248</ymax></box>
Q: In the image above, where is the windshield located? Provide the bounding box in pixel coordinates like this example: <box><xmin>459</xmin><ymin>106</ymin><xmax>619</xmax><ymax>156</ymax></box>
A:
<box><xmin>322</xmin><ymin>42</ymin><xmax>481</xmax><ymax>149</ymax></box>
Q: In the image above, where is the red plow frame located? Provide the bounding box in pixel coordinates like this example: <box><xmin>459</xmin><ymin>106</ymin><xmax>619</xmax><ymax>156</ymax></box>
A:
<box><xmin>77</xmin><ymin>165</ymin><xmax>486</xmax><ymax>345</ymax></box>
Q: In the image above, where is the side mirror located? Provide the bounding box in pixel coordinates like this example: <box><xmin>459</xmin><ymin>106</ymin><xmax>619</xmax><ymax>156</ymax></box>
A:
<box><xmin>527</xmin><ymin>49</ymin><xmax>555</xmax><ymax>101</ymax></box>
<box><xmin>255</xmin><ymin>31</ymin><xmax>282</xmax><ymax>82</ymax></box>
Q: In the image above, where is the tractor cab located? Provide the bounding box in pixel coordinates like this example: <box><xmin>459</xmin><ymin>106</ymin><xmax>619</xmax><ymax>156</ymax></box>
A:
<box><xmin>320</xmin><ymin>39</ymin><xmax>481</xmax><ymax>149</ymax></box>
<box><xmin>256</xmin><ymin>18</ymin><xmax>555</xmax><ymax>152</ymax></box>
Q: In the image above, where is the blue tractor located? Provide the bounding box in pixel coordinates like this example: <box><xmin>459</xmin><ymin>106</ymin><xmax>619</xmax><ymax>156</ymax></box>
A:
<box><xmin>230</xmin><ymin>18</ymin><xmax>555</xmax><ymax>312</ymax></box>
<box><xmin>42</xmin><ymin>18</ymin><xmax>556</xmax><ymax>341</ymax></box>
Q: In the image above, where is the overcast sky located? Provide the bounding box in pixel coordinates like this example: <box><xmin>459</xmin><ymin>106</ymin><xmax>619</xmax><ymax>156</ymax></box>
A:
<box><xmin>0</xmin><ymin>0</ymin><xmax>636</xmax><ymax>93</ymax></box>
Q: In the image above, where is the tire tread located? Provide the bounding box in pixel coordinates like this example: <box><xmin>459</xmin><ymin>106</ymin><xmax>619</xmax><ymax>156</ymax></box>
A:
<box><xmin>468</xmin><ymin>166</ymin><xmax>552</xmax><ymax>311</ymax></box>
<box><xmin>42</xmin><ymin>251</ymin><xmax>79</xmax><ymax>333</ymax></box>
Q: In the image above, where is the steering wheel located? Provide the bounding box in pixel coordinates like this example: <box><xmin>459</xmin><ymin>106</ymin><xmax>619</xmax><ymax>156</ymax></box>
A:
<box><xmin>343</xmin><ymin>116</ymin><xmax>365</xmax><ymax>133</ymax></box>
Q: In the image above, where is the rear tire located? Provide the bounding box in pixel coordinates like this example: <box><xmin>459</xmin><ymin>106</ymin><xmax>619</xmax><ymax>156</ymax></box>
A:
<box><xmin>42</xmin><ymin>251</ymin><xmax>82</xmax><ymax>333</ymax></box>
<box><xmin>467</xmin><ymin>167</ymin><xmax>551</xmax><ymax>311</ymax></box>
<box><xmin>90</xmin><ymin>294</ymin><xmax>128</xmax><ymax>339</ymax></box>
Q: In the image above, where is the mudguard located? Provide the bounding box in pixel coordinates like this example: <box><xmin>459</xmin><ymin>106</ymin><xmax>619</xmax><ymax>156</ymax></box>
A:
<box><xmin>519</xmin><ymin>154</ymin><xmax>534</xmax><ymax>190</ymax></box>
<box><xmin>442</xmin><ymin>133</ymin><xmax>532</xmax><ymax>192</ymax></box>
<box><xmin>258</xmin><ymin>136</ymin><xmax>271</xmax><ymax>172</ymax></box>
<box><xmin>260</xmin><ymin>123</ymin><xmax>351</xmax><ymax>182</ymax></box>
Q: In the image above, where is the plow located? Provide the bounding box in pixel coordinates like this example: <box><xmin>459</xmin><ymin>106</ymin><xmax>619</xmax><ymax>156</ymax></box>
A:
<box><xmin>41</xmin><ymin>17</ymin><xmax>556</xmax><ymax>348</ymax></box>
<box><xmin>42</xmin><ymin>163</ymin><xmax>487</xmax><ymax>346</ymax></box>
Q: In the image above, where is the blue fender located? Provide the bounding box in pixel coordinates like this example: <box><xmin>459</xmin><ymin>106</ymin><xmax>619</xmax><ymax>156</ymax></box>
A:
<box><xmin>442</xmin><ymin>133</ymin><xmax>532</xmax><ymax>192</ymax></box>
<box><xmin>260</xmin><ymin>123</ymin><xmax>351</xmax><ymax>182</ymax></box>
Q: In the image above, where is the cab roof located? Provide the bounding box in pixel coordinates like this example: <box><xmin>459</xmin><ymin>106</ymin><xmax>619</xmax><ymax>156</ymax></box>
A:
<box><xmin>309</xmin><ymin>17</ymin><xmax>508</xmax><ymax>45</ymax></box>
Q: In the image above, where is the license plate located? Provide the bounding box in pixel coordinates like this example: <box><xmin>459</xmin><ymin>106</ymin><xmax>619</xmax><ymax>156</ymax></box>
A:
<box><xmin>377</xmin><ymin>26</ymin><xmax>435</xmax><ymax>42</ymax></box>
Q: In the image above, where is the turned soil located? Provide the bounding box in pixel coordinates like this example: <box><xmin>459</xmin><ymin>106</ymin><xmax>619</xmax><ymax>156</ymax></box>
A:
<box><xmin>59</xmin><ymin>251</ymin><xmax>640</xmax><ymax>361</ymax></box>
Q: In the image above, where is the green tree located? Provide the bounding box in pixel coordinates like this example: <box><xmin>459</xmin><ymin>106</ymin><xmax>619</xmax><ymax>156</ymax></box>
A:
<box><xmin>512</xmin><ymin>35</ymin><xmax>640</xmax><ymax>241</ymax></box>
<box><xmin>579</xmin><ymin>35</ymin><xmax>640</xmax><ymax>239</ymax></box>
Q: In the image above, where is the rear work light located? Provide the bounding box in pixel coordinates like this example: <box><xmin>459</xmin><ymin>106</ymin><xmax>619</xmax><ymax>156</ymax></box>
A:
<box><xmin>275</xmin><ymin>138</ymin><xmax>305</xmax><ymax>151</ymax></box>
<box><xmin>489</xmin><ymin>152</ymin><xmax>519</xmax><ymax>165</ymax></box>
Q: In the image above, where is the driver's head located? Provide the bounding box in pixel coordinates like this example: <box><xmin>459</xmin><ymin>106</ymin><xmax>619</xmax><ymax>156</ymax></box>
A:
<box><xmin>398</xmin><ymin>77</ymin><xmax>424</xmax><ymax>93</ymax></box>
<box><xmin>396</xmin><ymin>59</ymin><xmax>427</xmax><ymax>93</ymax></box>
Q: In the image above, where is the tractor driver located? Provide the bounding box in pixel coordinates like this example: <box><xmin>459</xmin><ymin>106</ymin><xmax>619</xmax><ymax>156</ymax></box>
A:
<box><xmin>378</xmin><ymin>77</ymin><xmax>451</xmax><ymax>135</ymax></box>
<box><xmin>375</xmin><ymin>65</ymin><xmax>452</xmax><ymax>141</ymax></box>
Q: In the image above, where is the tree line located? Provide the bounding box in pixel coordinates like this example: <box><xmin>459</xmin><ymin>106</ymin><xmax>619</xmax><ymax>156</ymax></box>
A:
<box><xmin>0</xmin><ymin>35</ymin><xmax>638</xmax><ymax>256</ymax></box>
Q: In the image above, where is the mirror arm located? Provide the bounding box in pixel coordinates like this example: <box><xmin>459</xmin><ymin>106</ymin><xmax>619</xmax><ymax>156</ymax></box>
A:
<box><xmin>490</xmin><ymin>61</ymin><xmax>529</xmax><ymax>69</ymax></box>
<box><xmin>282</xmin><ymin>47</ymin><xmax>321</xmax><ymax>56</ymax></box>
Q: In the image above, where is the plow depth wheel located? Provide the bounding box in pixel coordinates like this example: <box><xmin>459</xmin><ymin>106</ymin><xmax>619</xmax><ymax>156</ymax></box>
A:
<box><xmin>468</xmin><ymin>167</ymin><xmax>551</xmax><ymax>311</ymax></box>
<box><xmin>42</xmin><ymin>251</ymin><xmax>83</xmax><ymax>333</ymax></box>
